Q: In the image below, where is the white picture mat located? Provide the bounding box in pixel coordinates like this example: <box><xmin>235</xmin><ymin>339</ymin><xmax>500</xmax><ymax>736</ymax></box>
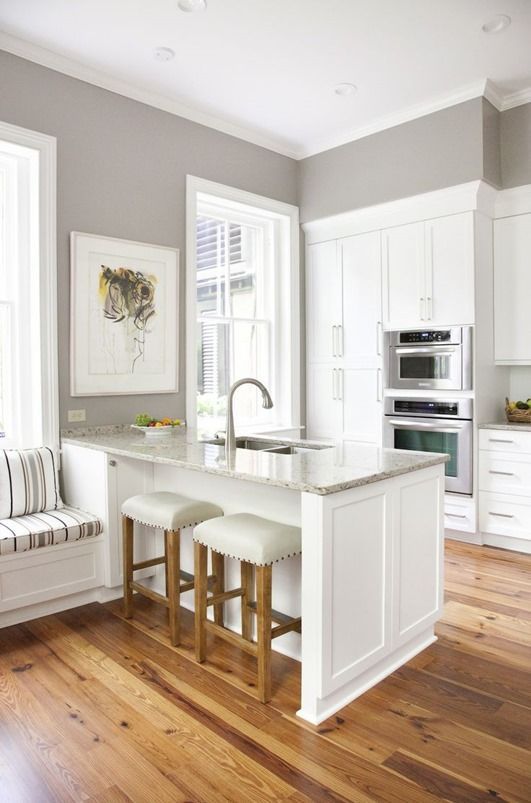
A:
<box><xmin>70</xmin><ymin>232</ymin><xmax>179</xmax><ymax>396</ymax></box>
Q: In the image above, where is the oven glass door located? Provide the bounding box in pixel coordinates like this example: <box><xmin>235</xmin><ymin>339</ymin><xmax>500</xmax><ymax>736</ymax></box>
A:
<box><xmin>387</xmin><ymin>417</ymin><xmax>472</xmax><ymax>494</ymax></box>
<box><xmin>391</xmin><ymin>346</ymin><xmax>462</xmax><ymax>390</ymax></box>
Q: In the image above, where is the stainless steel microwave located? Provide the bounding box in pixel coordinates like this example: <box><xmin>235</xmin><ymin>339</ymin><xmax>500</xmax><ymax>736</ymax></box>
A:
<box><xmin>388</xmin><ymin>327</ymin><xmax>472</xmax><ymax>391</ymax></box>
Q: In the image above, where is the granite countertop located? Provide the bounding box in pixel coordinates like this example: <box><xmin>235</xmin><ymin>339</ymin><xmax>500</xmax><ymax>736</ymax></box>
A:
<box><xmin>479</xmin><ymin>421</ymin><xmax>531</xmax><ymax>433</ymax></box>
<box><xmin>61</xmin><ymin>426</ymin><xmax>449</xmax><ymax>496</ymax></box>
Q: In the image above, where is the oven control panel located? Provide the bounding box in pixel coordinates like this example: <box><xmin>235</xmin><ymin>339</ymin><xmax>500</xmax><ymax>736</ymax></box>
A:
<box><xmin>399</xmin><ymin>330</ymin><xmax>451</xmax><ymax>343</ymax></box>
<box><xmin>393</xmin><ymin>400</ymin><xmax>459</xmax><ymax>416</ymax></box>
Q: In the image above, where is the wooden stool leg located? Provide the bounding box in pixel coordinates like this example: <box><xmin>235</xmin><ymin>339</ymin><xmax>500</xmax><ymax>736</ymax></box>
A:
<box><xmin>122</xmin><ymin>515</ymin><xmax>134</xmax><ymax>619</ymax></box>
<box><xmin>256</xmin><ymin>565</ymin><xmax>272</xmax><ymax>703</ymax></box>
<box><xmin>211</xmin><ymin>550</ymin><xmax>225</xmax><ymax>626</ymax></box>
<box><xmin>164</xmin><ymin>531</ymin><xmax>169</xmax><ymax>597</ymax></box>
<box><xmin>241</xmin><ymin>561</ymin><xmax>253</xmax><ymax>641</ymax></box>
<box><xmin>194</xmin><ymin>542</ymin><xmax>208</xmax><ymax>662</ymax></box>
<box><xmin>166</xmin><ymin>529</ymin><xmax>180</xmax><ymax>647</ymax></box>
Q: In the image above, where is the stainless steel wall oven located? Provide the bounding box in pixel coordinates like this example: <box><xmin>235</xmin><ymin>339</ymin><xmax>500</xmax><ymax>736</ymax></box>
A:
<box><xmin>384</xmin><ymin>397</ymin><xmax>473</xmax><ymax>495</ymax></box>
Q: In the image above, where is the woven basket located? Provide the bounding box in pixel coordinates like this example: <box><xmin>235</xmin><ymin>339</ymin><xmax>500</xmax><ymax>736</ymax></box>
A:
<box><xmin>505</xmin><ymin>397</ymin><xmax>531</xmax><ymax>423</ymax></box>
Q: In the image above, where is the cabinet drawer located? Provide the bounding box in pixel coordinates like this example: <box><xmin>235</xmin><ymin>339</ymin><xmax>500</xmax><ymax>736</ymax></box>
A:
<box><xmin>479</xmin><ymin>451</ymin><xmax>531</xmax><ymax>497</ymax></box>
<box><xmin>479</xmin><ymin>428</ymin><xmax>531</xmax><ymax>455</ymax></box>
<box><xmin>444</xmin><ymin>495</ymin><xmax>476</xmax><ymax>533</ymax></box>
<box><xmin>479</xmin><ymin>491</ymin><xmax>531</xmax><ymax>541</ymax></box>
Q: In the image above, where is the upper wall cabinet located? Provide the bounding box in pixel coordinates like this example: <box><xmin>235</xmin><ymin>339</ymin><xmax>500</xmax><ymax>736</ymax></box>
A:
<box><xmin>494</xmin><ymin>213</ymin><xmax>531</xmax><ymax>364</ymax></box>
<box><xmin>382</xmin><ymin>212</ymin><xmax>475</xmax><ymax>330</ymax></box>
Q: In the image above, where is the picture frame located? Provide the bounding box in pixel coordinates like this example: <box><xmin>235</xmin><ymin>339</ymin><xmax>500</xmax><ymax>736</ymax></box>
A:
<box><xmin>70</xmin><ymin>232</ymin><xmax>179</xmax><ymax>396</ymax></box>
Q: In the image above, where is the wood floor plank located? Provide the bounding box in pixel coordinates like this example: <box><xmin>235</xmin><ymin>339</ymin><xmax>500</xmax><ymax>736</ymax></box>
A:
<box><xmin>0</xmin><ymin>540</ymin><xmax>529</xmax><ymax>802</ymax></box>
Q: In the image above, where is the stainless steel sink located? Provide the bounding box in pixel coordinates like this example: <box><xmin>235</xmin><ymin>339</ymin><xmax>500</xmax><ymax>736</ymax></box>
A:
<box><xmin>203</xmin><ymin>436</ymin><xmax>333</xmax><ymax>454</ymax></box>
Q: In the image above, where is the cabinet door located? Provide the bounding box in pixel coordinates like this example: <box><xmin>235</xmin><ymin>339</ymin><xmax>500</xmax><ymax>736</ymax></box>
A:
<box><xmin>341</xmin><ymin>232</ymin><xmax>382</xmax><ymax>366</ymax></box>
<box><xmin>306</xmin><ymin>240</ymin><xmax>342</xmax><ymax>363</ymax></box>
<box><xmin>494</xmin><ymin>213</ymin><xmax>531</xmax><ymax>363</ymax></box>
<box><xmin>426</xmin><ymin>213</ymin><xmax>474</xmax><ymax>326</ymax></box>
<box><xmin>306</xmin><ymin>364</ymin><xmax>342</xmax><ymax>440</ymax></box>
<box><xmin>341</xmin><ymin>367</ymin><xmax>383</xmax><ymax>445</ymax></box>
<box><xmin>382</xmin><ymin>222</ymin><xmax>425</xmax><ymax>329</ymax></box>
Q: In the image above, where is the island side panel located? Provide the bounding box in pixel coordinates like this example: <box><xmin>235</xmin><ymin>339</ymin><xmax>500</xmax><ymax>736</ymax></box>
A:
<box><xmin>298</xmin><ymin>463</ymin><xmax>445</xmax><ymax>725</ymax></box>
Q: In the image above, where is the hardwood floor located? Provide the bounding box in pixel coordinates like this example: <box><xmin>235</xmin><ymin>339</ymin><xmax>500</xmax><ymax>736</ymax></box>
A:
<box><xmin>1</xmin><ymin>540</ymin><xmax>530</xmax><ymax>802</ymax></box>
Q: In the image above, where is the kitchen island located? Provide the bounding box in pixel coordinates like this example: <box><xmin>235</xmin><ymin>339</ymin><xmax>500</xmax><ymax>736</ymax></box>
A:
<box><xmin>62</xmin><ymin>427</ymin><xmax>448</xmax><ymax>724</ymax></box>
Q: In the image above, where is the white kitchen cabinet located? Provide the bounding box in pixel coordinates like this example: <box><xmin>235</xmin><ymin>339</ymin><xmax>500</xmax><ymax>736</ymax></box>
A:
<box><xmin>494</xmin><ymin>213</ymin><xmax>531</xmax><ymax>363</ymax></box>
<box><xmin>306</xmin><ymin>232</ymin><xmax>383</xmax><ymax>445</ymax></box>
<box><xmin>306</xmin><ymin>240</ymin><xmax>342</xmax><ymax>364</ymax></box>
<box><xmin>382</xmin><ymin>212</ymin><xmax>475</xmax><ymax>330</ymax></box>
<box><xmin>382</xmin><ymin>222</ymin><xmax>425</xmax><ymax>329</ymax></box>
<box><xmin>478</xmin><ymin>428</ymin><xmax>531</xmax><ymax>553</ymax></box>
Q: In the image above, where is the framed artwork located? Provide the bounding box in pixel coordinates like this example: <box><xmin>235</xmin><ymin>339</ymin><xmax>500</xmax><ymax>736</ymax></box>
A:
<box><xmin>70</xmin><ymin>232</ymin><xmax>179</xmax><ymax>396</ymax></box>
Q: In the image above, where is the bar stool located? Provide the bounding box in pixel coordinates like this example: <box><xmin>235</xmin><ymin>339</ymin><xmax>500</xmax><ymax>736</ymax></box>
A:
<box><xmin>121</xmin><ymin>491</ymin><xmax>223</xmax><ymax>646</ymax></box>
<box><xmin>193</xmin><ymin>512</ymin><xmax>302</xmax><ymax>703</ymax></box>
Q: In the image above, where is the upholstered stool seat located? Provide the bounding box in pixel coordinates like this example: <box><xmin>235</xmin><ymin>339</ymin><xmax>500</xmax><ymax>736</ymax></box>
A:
<box><xmin>193</xmin><ymin>512</ymin><xmax>301</xmax><ymax>567</ymax></box>
<box><xmin>121</xmin><ymin>491</ymin><xmax>223</xmax><ymax>646</ymax></box>
<box><xmin>193</xmin><ymin>513</ymin><xmax>301</xmax><ymax>703</ymax></box>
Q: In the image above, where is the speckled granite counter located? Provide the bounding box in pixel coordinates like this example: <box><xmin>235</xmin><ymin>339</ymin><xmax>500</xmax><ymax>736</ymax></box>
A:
<box><xmin>61</xmin><ymin>427</ymin><xmax>448</xmax><ymax>496</ymax></box>
<box><xmin>479</xmin><ymin>422</ymin><xmax>531</xmax><ymax>433</ymax></box>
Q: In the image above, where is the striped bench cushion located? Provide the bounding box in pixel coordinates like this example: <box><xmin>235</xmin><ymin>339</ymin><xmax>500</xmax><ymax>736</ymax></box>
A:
<box><xmin>0</xmin><ymin>506</ymin><xmax>103</xmax><ymax>556</ymax></box>
<box><xmin>0</xmin><ymin>447</ymin><xmax>64</xmax><ymax>519</ymax></box>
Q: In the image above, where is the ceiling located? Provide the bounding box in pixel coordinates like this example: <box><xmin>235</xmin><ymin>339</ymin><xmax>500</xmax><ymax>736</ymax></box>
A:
<box><xmin>0</xmin><ymin>0</ymin><xmax>530</xmax><ymax>159</ymax></box>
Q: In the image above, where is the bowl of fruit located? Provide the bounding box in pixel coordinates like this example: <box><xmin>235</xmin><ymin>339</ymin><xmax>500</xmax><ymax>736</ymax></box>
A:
<box><xmin>505</xmin><ymin>397</ymin><xmax>531</xmax><ymax>423</ymax></box>
<box><xmin>132</xmin><ymin>414</ymin><xmax>184</xmax><ymax>438</ymax></box>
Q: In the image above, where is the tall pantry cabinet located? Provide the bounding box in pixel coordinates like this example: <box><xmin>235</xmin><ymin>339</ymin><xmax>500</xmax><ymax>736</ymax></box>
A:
<box><xmin>306</xmin><ymin>232</ymin><xmax>383</xmax><ymax>445</ymax></box>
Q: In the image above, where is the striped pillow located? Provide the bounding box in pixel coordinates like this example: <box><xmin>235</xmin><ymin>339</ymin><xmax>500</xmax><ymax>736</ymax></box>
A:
<box><xmin>0</xmin><ymin>447</ymin><xmax>64</xmax><ymax>519</ymax></box>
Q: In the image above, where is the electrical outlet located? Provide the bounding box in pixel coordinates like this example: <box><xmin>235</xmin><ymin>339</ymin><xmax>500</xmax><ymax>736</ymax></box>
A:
<box><xmin>68</xmin><ymin>409</ymin><xmax>86</xmax><ymax>423</ymax></box>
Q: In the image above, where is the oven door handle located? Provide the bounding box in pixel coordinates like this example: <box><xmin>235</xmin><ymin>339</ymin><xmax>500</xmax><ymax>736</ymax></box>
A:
<box><xmin>394</xmin><ymin>346</ymin><xmax>458</xmax><ymax>355</ymax></box>
<box><xmin>387</xmin><ymin>420</ymin><xmax>463</xmax><ymax>433</ymax></box>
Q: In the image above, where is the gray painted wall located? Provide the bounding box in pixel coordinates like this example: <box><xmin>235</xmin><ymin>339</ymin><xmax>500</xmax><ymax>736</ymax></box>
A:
<box><xmin>501</xmin><ymin>102</ymin><xmax>531</xmax><ymax>188</ymax></box>
<box><xmin>482</xmin><ymin>99</ymin><xmax>501</xmax><ymax>188</ymax></box>
<box><xmin>0</xmin><ymin>50</ymin><xmax>298</xmax><ymax>428</ymax></box>
<box><xmin>297</xmin><ymin>98</ymin><xmax>485</xmax><ymax>222</ymax></box>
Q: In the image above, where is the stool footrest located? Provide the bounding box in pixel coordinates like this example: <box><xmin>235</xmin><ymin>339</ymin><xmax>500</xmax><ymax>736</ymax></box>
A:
<box><xmin>247</xmin><ymin>601</ymin><xmax>296</xmax><ymax>627</ymax></box>
<box><xmin>205</xmin><ymin>620</ymin><xmax>258</xmax><ymax>656</ymax></box>
<box><xmin>133</xmin><ymin>556</ymin><xmax>166</xmax><ymax>571</ymax></box>
<box><xmin>131</xmin><ymin>581</ymin><xmax>168</xmax><ymax>607</ymax></box>
<box><xmin>180</xmin><ymin>569</ymin><xmax>194</xmax><ymax>583</ymax></box>
<box><xmin>207</xmin><ymin>587</ymin><xmax>244</xmax><ymax>606</ymax></box>
<box><xmin>271</xmin><ymin>617</ymin><xmax>301</xmax><ymax>639</ymax></box>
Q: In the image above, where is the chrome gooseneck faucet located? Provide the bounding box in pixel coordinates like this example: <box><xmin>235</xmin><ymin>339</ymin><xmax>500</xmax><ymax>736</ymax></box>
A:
<box><xmin>225</xmin><ymin>378</ymin><xmax>274</xmax><ymax>458</ymax></box>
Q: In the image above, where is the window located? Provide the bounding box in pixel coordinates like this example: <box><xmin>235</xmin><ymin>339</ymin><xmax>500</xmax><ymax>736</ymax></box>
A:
<box><xmin>187</xmin><ymin>177</ymin><xmax>299</xmax><ymax>435</ymax></box>
<box><xmin>0</xmin><ymin>122</ymin><xmax>57</xmax><ymax>449</ymax></box>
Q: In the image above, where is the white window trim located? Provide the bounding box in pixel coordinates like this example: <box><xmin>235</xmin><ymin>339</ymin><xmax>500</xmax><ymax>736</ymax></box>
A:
<box><xmin>0</xmin><ymin>120</ymin><xmax>58</xmax><ymax>449</ymax></box>
<box><xmin>186</xmin><ymin>175</ymin><xmax>300</xmax><ymax>433</ymax></box>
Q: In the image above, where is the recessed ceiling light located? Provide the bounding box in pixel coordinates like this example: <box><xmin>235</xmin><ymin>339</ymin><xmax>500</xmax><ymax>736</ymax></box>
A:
<box><xmin>178</xmin><ymin>0</ymin><xmax>207</xmax><ymax>11</ymax></box>
<box><xmin>153</xmin><ymin>47</ymin><xmax>175</xmax><ymax>62</ymax></box>
<box><xmin>334</xmin><ymin>83</ymin><xmax>357</xmax><ymax>97</ymax></box>
<box><xmin>482</xmin><ymin>14</ymin><xmax>511</xmax><ymax>34</ymax></box>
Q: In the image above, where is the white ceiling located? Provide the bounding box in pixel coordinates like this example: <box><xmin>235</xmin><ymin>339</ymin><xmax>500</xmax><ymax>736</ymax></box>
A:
<box><xmin>0</xmin><ymin>0</ymin><xmax>530</xmax><ymax>159</ymax></box>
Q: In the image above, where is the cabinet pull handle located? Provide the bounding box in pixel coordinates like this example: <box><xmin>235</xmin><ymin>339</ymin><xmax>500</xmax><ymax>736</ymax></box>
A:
<box><xmin>109</xmin><ymin>459</ymin><xmax>117</xmax><ymax>467</ymax></box>
<box><xmin>446</xmin><ymin>512</ymin><xmax>467</xmax><ymax>519</ymax></box>
<box><xmin>331</xmin><ymin>368</ymin><xmax>336</xmax><ymax>400</ymax></box>
<box><xmin>488</xmin><ymin>511</ymin><xmax>514</xmax><ymax>518</ymax></box>
<box><xmin>376</xmin><ymin>321</ymin><xmax>383</xmax><ymax>356</ymax></box>
<box><xmin>376</xmin><ymin>368</ymin><xmax>383</xmax><ymax>402</ymax></box>
<box><xmin>426</xmin><ymin>296</ymin><xmax>432</xmax><ymax>320</ymax></box>
<box><xmin>489</xmin><ymin>470</ymin><xmax>515</xmax><ymax>476</ymax></box>
<box><xmin>488</xmin><ymin>438</ymin><xmax>513</xmax><ymax>443</ymax></box>
<box><xmin>419</xmin><ymin>297</ymin><xmax>425</xmax><ymax>321</ymax></box>
<box><xmin>338</xmin><ymin>324</ymin><xmax>344</xmax><ymax>357</ymax></box>
<box><xmin>332</xmin><ymin>325</ymin><xmax>337</xmax><ymax>358</ymax></box>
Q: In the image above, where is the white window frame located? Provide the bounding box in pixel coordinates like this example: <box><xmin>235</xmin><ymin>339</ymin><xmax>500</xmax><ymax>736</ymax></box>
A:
<box><xmin>186</xmin><ymin>175</ymin><xmax>300</xmax><ymax>434</ymax></box>
<box><xmin>0</xmin><ymin>120</ymin><xmax>58</xmax><ymax>450</ymax></box>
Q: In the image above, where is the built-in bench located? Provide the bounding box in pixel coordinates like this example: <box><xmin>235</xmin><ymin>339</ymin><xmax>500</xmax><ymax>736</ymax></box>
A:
<box><xmin>0</xmin><ymin>447</ymin><xmax>104</xmax><ymax>625</ymax></box>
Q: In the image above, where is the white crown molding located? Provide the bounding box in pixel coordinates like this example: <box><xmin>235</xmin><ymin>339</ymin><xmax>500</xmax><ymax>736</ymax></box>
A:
<box><xmin>0</xmin><ymin>31</ymin><xmax>300</xmax><ymax>160</ymax></box>
<box><xmin>1</xmin><ymin>32</ymin><xmax>530</xmax><ymax>161</ymax></box>
<box><xmin>495</xmin><ymin>184</ymin><xmax>531</xmax><ymax>218</ymax></box>
<box><xmin>302</xmin><ymin>180</ymin><xmax>497</xmax><ymax>243</ymax></box>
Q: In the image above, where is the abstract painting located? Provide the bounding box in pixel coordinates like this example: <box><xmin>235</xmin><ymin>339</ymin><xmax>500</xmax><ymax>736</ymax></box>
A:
<box><xmin>70</xmin><ymin>232</ymin><xmax>179</xmax><ymax>396</ymax></box>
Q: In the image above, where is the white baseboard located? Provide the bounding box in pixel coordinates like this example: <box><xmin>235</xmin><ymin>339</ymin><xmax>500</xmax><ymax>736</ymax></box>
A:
<box><xmin>0</xmin><ymin>585</ymin><xmax>122</xmax><ymax>628</ymax></box>
<box><xmin>445</xmin><ymin>529</ymin><xmax>482</xmax><ymax>545</ymax></box>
